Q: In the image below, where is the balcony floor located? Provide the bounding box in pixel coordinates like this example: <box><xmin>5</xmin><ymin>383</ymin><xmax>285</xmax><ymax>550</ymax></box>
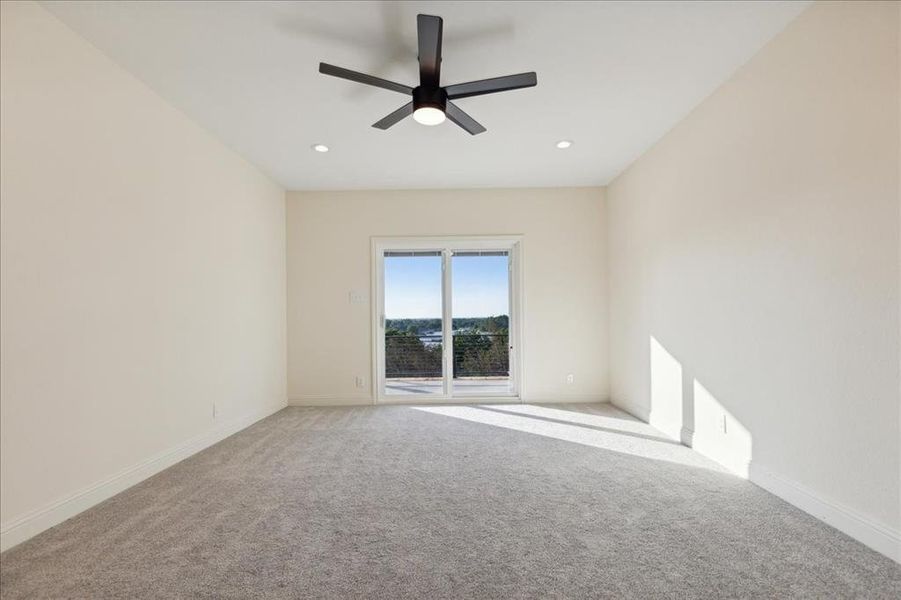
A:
<box><xmin>385</xmin><ymin>377</ymin><xmax>512</xmax><ymax>396</ymax></box>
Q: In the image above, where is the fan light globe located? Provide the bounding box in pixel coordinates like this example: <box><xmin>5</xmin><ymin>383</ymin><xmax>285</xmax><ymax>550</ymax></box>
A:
<box><xmin>413</xmin><ymin>107</ymin><xmax>446</xmax><ymax>126</ymax></box>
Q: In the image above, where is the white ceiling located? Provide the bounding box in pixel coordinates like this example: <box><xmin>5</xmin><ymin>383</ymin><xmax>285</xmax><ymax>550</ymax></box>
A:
<box><xmin>42</xmin><ymin>1</ymin><xmax>809</xmax><ymax>190</ymax></box>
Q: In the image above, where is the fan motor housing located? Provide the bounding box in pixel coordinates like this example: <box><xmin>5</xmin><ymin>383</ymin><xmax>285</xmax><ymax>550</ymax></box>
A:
<box><xmin>413</xmin><ymin>86</ymin><xmax>447</xmax><ymax>113</ymax></box>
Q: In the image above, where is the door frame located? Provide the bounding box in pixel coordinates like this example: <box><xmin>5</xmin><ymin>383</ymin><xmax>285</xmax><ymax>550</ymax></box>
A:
<box><xmin>371</xmin><ymin>235</ymin><xmax>524</xmax><ymax>405</ymax></box>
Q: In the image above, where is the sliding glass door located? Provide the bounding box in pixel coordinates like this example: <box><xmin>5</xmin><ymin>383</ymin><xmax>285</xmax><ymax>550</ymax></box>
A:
<box><xmin>451</xmin><ymin>251</ymin><xmax>513</xmax><ymax>396</ymax></box>
<box><xmin>383</xmin><ymin>251</ymin><xmax>444</xmax><ymax>396</ymax></box>
<box><xmin>374</xmin><ymin>237</ymin><xmax>520</xmax><ymax>402</ymax></box>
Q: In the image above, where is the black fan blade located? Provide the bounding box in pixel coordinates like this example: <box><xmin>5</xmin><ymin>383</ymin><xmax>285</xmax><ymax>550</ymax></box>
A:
<box><xmin>445</xmin><ymin>72</ymin><xmax>537</xmax><ymax>100</ymax></box>
<box><xmin>417</xmin><ymin>14</ymin><xmax>443</xmax><ymax>88</ymax></box>
<box><xmin>445</xmin><ymin>101</ymin><xmax>486</xmax><ymax>135</ymax></box>
<box><xmin>372</xmin><ymin>102</ymin><xmax>414</xmax><ymax>129</ymax></box>
<box><xmin>319</xmin><ymin>63</ymin><xmax>413</xmax><ymax>95</ymax></box>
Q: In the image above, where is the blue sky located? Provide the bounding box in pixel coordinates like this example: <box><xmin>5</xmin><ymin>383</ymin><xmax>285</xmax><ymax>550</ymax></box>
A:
<box><xmin>385</xmin><ymin>255</ymin><xmax>509</xmax><ymax>318</ymax></box>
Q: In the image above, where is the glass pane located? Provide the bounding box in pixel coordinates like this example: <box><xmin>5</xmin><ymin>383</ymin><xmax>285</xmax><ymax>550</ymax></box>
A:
<box><xmin>451</xmin><ymin>252</ymin><xmax>511</xmax><ymax>395</ymax></box>
<box><xmin>384</xmin><ymin>253</ymin><xmax>443</xmax><ymax>396</ymax></box>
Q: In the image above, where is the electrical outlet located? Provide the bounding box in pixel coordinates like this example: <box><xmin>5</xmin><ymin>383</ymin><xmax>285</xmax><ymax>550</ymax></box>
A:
<box><xmin>566</xmin><ymin>373</ymin><xmax>574</xmax><ymax>385</ymax></box>
<box><xmin>212</xmin><ymin>402</ymin><xmax>217</xmax><ymax>419</ymax></box>
<box><xmin>355</xmin><ymin>376</ymin><xmax>365</xmax><ymax>388</ymax></box>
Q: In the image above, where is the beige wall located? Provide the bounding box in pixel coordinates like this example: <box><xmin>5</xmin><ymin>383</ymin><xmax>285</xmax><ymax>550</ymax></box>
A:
<box><xmin>0</xmin><ymin>2</ymin><xmax>287</xmax><ymax>549</ymax></box>
<box><xmin>607</xmin><ymin>0</ymin><xmax>899</xmax><ymax>557</ymax></box>
<box><xmin>287</xmin><ymin>188</ymin><xmax>607</xmax><ymax>404</ymax></box>
<box><xmin>3</xmin><ymin>0</ymin><xmax>896</xmax><ymax>564</ymax></box>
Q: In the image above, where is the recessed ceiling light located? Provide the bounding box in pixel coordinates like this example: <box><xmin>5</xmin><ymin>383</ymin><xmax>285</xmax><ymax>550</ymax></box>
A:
<box><xmin>556</xmin><ymin>140</ymin><xmax>573</xmax><ymax>149</ymax></box>
<box><xmin>311</xmin><ymin>144</ymin><xmax>329</xmax><ymax>153</ymax></box>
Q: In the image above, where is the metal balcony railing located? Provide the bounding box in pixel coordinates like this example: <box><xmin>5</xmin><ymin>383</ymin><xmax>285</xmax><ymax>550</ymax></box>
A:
<box><xmin>385</xmin><ymin>332</ymin><xmax>509</xmax><ymax>378</ymax></box>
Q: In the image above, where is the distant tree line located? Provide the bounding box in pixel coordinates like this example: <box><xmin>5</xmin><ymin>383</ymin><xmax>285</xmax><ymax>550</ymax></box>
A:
<box><xmin>385</xmin><ymin>316</ymin><xmax>509</xmax><ymax>378</ymax></box>
<box><xmin>385</xmin><ymin>315</ymin><xmax>509</xmax><ymax>334</ymax></box>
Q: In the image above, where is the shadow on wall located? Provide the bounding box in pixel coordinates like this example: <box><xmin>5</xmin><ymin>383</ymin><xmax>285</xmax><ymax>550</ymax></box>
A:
<box><xmin>649</xmin><ymin>336</ymin><xmax>753</xmax><ymax>477</ymax></box>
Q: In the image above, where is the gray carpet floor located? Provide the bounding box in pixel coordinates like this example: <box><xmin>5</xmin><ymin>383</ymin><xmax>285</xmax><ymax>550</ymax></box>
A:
<box><xmin>1</xmin><ymin>403</ymin><xmax>899</xmax><ymax>599</ymax></box>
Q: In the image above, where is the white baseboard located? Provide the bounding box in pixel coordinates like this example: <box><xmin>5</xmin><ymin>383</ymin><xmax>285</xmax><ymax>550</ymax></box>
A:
<box><xmin>686</xmin><ymin>429</ymin><xmax>750</xmax><ymax>479</ymax></box>
<box><xmin>289</xmin><ymin>395</ymin><xmax>374</xmax><ymax>406</ymax></box>
<box><xmin>610</xmin><ymin>397</ymin><xmax>899</xmax><ymax>564</ymax></box>
<box><xmin>748</xmin><ymin>463</ymin><xmax>900</xmax><ymax>563</ymax></box>
<box><xmin>610</xmin><ymin>397</ymin><xmax>650</xmax><ymax>422</ymax></box>
<box><xmin>524</xmin><ymin>395</ymin><xmax>607</xmax><ymax>404</ymax></box>
<box><xmin>0</xmin><ymin>401</ymin><xmax>285</xmax><ymax>553</ymax></box>
<box><xmin>289</xmin><ymin>395</ymin><xmax>608</xmax><ymax>407</ymax></box>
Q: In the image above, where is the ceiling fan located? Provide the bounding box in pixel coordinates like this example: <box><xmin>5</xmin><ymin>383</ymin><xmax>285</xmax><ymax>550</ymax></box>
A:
<box><xmin>318</xmin><ymin>14</ymin><xmax>537</xmax><ymax>135</ymax></box>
